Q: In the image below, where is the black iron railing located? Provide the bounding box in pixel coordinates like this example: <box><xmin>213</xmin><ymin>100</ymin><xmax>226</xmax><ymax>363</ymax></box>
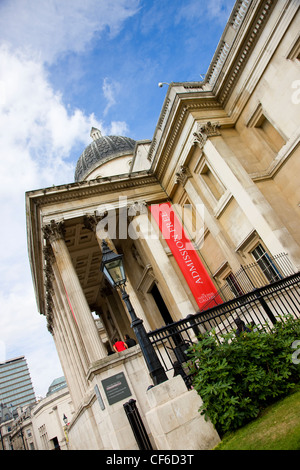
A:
<box><xmin>200</xmin><ymin>252</ymin><xmax>295</xmax><ymax>310</ymax></box>
<box><xmin>147</xmin><ymin>271</ymin><xmax>300</xmax><ymax>389</ymax></box>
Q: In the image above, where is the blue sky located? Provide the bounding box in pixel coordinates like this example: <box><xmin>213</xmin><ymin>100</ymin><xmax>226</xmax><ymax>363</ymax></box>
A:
<box><xmin>0</xmin><ymin>0</ymin><xmax>235</xmax><ymax>398</ymax></box>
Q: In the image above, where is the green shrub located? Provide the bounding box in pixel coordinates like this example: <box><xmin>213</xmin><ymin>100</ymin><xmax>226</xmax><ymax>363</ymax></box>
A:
<box><xmin>188</xmin><ymin>314</ymin><xmax>300</xmax><ymax>435</ymax></box>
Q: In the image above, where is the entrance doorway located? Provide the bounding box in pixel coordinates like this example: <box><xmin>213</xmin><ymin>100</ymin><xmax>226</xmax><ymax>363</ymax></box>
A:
<box><xmin>150</xmin><ymin>284</ymin><xmax>173</xmax><ymax>325</ymax></box>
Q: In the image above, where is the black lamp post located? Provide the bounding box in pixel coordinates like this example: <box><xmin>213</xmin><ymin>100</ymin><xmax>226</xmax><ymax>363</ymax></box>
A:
<box><xmin>100</xmin><ymin>240</ymin><xmax>168</xmax><ymax>386</ymax></box>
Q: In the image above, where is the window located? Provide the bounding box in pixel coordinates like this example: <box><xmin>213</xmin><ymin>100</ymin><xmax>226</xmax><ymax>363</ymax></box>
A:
<box><xmin>225</xmin><ymin>273</ymin><xmax>244</xmax><ymax>297</ymax></box>
<box><xmin>181</xmin><ymin>198</ymin><xmax>204</xmax><ymax>247</ymax></box>
<box><xmin>254</xmin><ymin>114</ymin><xmax>285</xmax><ymax>154</ymax></box>
<box><xmin>251</xmin><ymin>244</ymin><xmax>281</xmax><ymax>283</ymax></box>
<box><xmin>38</xmin><ymin>424</ymin><xmax>49</xmax><ymax>450</ymax></box>
<box><xmin>248</xmin><ymin>104</ymin><xmax>285</xmax><ymax>154</ymax></box>
<box><xmin>199</xmin><ymin>162</ymin><xmax>225</xmax><ymax>201</ymax></box>
<box><xmin>287</xmin><ymin>34</ymin><xmax>300</xmax><ymax>62</ymax></box>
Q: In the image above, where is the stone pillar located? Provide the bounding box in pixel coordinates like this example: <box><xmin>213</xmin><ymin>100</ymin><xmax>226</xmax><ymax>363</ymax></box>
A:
<box><xmin>51</xmin><ymin>277</ymin><xmax>88</xmax><ymax>405</ymax></box>
<box><xmin>83</xmin><ymin>213</ymin><xmax>152</xmax><ymax>330</ymax></box>
<box><xmin>43</xmin><ymin>220</ymin><xmax>107</xmax><ymax>365</ymax></box>
<box><xmin>43</xmin><ymin>244</ymin><xmax>87</xmax><ymax>406</ymax></box>
<box><xmin>194</xmin><ymin>123</ymin><xmax>299</xmax><ymax>266</ymax></box>
<box><xmin>131</xmin><ymin>212</ymin><xmax>196</xmax><ymax>320</ymax></box>
<box><xmin>145</xmin><ymin>376</ymin><xmax>220</xmax><ymax>450</ymax></box>
<box><xmin>175</xmin><ymin>164</ymin><xmax>241</xmax><ymax>272</ymax></box>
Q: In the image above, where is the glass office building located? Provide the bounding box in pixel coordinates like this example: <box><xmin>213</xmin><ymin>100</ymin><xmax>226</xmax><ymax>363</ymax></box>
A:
<box><xmin>0</xmin><ymin>356</ymin><xmax>36</xmax><ymax>415</ymax></box>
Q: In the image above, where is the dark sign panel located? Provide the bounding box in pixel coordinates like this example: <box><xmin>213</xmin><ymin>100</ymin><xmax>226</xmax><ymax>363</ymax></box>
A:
<box><xmin>101</xmin><ymin>372</ymin><xmax>132</xmax><ymax>405</ymax></box>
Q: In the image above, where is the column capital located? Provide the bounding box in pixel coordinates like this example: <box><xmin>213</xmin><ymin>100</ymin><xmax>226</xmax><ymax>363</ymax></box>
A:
<box><xmin>83</xmin><ymin>212</ymin><xmax>105</xmax><ymax>232</ymax></box>
<box><xmin>193</xmin><ymin>121</ymin><xmax>221</xmax><ymax>148</ymax></box>
<box><xmin>43</xmin><ymin>219</ymin><xmax>65</xmax><ymax>243</ymax></box>
<box><xmin>128</xmin><ymin>200</ymin><xmax>148</xmax><ymax>218</ymax></box>
<box><xmin>175</xmin><ymin>165</ymin><xmax>192</xmax><ymax>186</ymax></box>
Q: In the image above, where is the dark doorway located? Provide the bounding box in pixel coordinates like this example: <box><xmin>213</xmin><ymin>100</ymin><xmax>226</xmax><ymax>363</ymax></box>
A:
<box><xmin>51</xmin><ymin>436</ymin><xmax>60</xmax><ymax>450</ymax></box>
<box><xmin>150</xmin><ymin>284</ymin><xmax>173</xmax><ymax>325</ymax></box>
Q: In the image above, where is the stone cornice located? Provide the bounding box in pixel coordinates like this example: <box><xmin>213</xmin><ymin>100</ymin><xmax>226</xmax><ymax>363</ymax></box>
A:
<box><xmin>151</xmin><ymin>0</ymin><xmax>279</xmax><ymax>182</ymax></box>
<box><xmin>208</xmin><ymin>0</ymin><xmax>276</xmax><ymax>106</ymax></box>
<box><xmin>26</xmin><ymin>171</ymin><xmax>158</xmax><ymax>207</ymax></box>
<box><xmin>154</xmin><ymin>98</ymin><xmax>222</xmax><ymax>179</ymax></box>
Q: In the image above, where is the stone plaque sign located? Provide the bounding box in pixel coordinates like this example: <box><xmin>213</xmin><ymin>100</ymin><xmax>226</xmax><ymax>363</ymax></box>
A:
<box><xmin>101</xmin><ymin>372</ymin><xmax>132</xmax><ymax>405</ymax></box>
<box><xmin>94</xmin><ymin>384</ymin><xmax>105</xmax><ymax>410</ymax></box>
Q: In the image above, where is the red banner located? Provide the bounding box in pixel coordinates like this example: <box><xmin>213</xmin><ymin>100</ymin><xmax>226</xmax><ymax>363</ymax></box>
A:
<box><xmin>149</xmin><ymin>202</ymin><xmax>222</xmax><ymax>310</ymax></box>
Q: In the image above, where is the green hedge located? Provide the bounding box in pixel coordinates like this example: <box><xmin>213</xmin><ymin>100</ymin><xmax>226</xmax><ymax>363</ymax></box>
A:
<box><xmin>188</xmin><ymin>315</ymin><xmax>300</xmax><ymax>435</ymax></box>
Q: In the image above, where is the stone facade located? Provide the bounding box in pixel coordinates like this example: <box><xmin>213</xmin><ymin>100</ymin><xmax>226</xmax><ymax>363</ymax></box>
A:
<box><xmin>26</xmin><ymin>0</ymin><xmax>300</xmax><ymax>450</ymax></box>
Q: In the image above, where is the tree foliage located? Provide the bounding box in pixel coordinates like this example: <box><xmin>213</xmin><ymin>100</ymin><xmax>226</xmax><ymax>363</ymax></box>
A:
<box><xmin>188</xmin><ymin>315</ymin><xmax>300</xmax><ymax>435</ymax></box>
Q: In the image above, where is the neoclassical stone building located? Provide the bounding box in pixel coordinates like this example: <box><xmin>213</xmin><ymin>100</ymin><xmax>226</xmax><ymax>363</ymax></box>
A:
<box><xmin>26</xmin><ymin>0</ymin><xmax>300</xmax><ymax>450</ymax></box>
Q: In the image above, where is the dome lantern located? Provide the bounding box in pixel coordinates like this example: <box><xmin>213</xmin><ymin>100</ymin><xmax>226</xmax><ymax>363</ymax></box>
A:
<box><xmin>90</xmin><ymin>127</ymin><xmax>102</xmax><ymax>141</ymax></box>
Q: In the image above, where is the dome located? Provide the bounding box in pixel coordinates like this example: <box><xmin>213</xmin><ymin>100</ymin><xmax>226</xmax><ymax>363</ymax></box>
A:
<box><xmin>74</xmin><ymin>128</ymin><xmax>136</xmax><ymax>181</ymax></box>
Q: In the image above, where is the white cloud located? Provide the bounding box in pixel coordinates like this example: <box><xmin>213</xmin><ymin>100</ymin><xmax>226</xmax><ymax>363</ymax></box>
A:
<box><xmin>0</xmin><ymin>0</ymin><xmax>140</xmax><ymax>64</ymax></box>
<box><xmin>0</xmin><ymin>278</ymin><xmax>63</xmax><ymax>397</ymax></box>
<box><xmin>0</xmin><ymin>44</ymin><xmax>100</xmax><ymax>395</ymax></box>
<box><xmin>0</xmin><ymin>0</ymin><xmax>142</xmax><ymax>397</ymax></box>
<box><xmin>175</xmin><ymin>0</ymin><xmax>233</xmax><ymax>25</ymax></box>
<box><xmin>0</xmin><ymin>38</ymin><xmax>105</xmax><ymax>397</ymax></box>
<box><xmin>109</xmin><ymin>121</ymin><xmax>130</xmax><ymax>136</ymax></box>
<box><xmin>0</xmin><ymin>0</ymin><xmax>140</xmax><ymax>397</ymax></box>
<box><xmin>102</xmin><ymin>77</ymin><xmax>120</xmax><ymax>116</ymax></box>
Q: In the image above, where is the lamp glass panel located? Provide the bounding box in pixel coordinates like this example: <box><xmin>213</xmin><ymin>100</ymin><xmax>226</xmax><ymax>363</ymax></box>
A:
<box><xmin>104</xmin><ymin>259</ymin><xmax>125</xmax><ymax>286</ymax></box>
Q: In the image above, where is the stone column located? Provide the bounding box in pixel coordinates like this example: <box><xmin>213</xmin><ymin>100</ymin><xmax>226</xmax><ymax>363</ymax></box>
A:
<box><xmin>201</xmin><ymin>131</ymin><xmax>300</xmax><ymax>266</ymax></box>
<box><xmin>175</xmin><ymin>164</ymin><xmax>241</xmax><ymax>272</ymax></box>
<box><xmin>43</xmin><ymin>243</ymin><xmax>88</xmax><ymax>405</ymax></box>
<box><xmin>83</xmin><ymin>213</ymin><xmax>151</xmax><ymax>330</ymax></box>
<box><xmin>51</xmin><ymin>276</ymin><xmax>88</xmax><ymax>405</ymax></box>
<box><xmin>130</xmin><ymin>212</ymin><xmax>196</xmax><ymax>320</ymax></box>
<box><xmin>43</xmin><ymin>220</ymin><xmax>107</xmax><ymax>365</ymax></box>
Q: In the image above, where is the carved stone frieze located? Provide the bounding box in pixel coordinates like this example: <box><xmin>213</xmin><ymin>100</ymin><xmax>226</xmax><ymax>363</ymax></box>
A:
<box><xmin>43</xmin><ymin>242</ymin><xmax>55</xmax><ymax>334</ymax></box>
<box><xmin>43</xmin><ymin>244</ymin><xmax>55</xmax><ymax>266</ymax></box>
<box><xmin>42</xmin><ymin>243</ymin><xmax>55</xmax><ymax>334</ymax></box>
<box><xmin>44</xmin><ymin>274</ymin><xmax>54</xmax><ymax>294</ymax></box>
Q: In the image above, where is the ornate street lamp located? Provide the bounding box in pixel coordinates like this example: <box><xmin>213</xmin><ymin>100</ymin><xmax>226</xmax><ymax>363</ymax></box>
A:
<box><xmin>100</xmin><ymin>240</ymin><xmax>168</xmax><ymax>386</ymax></box>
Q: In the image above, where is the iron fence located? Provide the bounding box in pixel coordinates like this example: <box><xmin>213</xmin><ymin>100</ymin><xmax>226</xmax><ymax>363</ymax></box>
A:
<box><xmin>147</xmin><ymin>271</ymin><xmax>300</xmax><ymax>389</ymax></box>
<box><xmin>200</xmin><ymin>252</ymin><xmax>296</xmax><ymax>310</ymax></box>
